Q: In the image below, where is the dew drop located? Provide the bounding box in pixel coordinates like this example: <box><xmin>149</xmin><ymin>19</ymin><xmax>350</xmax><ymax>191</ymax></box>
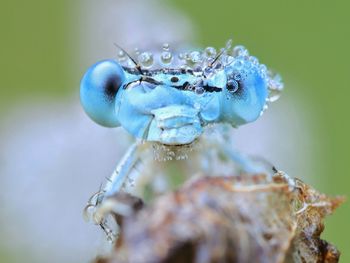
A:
<box><xmin>260</xmin><ymin>64</ymin><xmax>267</xmax><ymax>74</ymax></box>
<box><xmin>259</xmin><ymin>104</ymin><xmax>269</xmax><ymax>116</ymax></box>
<box><xmin>233</xmin><ymin>73</ymin><xmax>242</xmax><ymax>81</ymax></box>
<box><xmin>271</xmin><ymin>73</ymin><xmax>283</xmax><ymax>86</ymax></box>
<box><xmin>245</xmin><ymin>61</ymin><xmax>252</xmax><ymax>69</ymax></box>
<box><xmin>233</xmin><ymin>45</ymin><xmax>249</xmax><ymax>57</ymax></box>
<box><xmin>162</xmin><ymin>43</ymin><xmax>170</xmax><ymax>51</ymax></box>
<box><xmin>195</xmin><ymin>86</ymin><xmax>205</xmax><ymax>95</ymax></box>
<box><xmin>161</xmin><ymin>51</ymin><xmax>172</xmax><ymax>64</ymax></box>
<box><xmin>138</xmin><ymin>52</ymin><xmax>154</xmax><ymax>68</ymax></box>
<box><xmin>233</xmin><ymin>60</ymin><xmax>243</xmax><ymax>69</ymax></box>
<box><xmin>117</xmin><ymin>50</ymin><xmax>127</xmax><ymax>62</ymax></box>
<box><xmin>190</xmin><ymin>51</ymin><xmax>202</xmax><ymax>63</ymax></box>
<box><xmin>226</xmin><ymin>79</ymin><xmax>239</xmax><ymax>93</ymax></box>
<box><xmin>224</xmin><ymin>55</ymin><xmax>234</xmax><ymax>66</ymax></box>
<box><xmin>117</xmin><ymin>50</ymin><xmax>124</xmax><ymax>57</ymax></box>
<box><xmin>268</xmin><ymin>88</ymin><xmax>282</xmax><ymax>102</ymax></box>
<box><xmin>249</xmin><ymin>56</ymin><xmax>259</xmax><ymax>65</ymax></box>
<box><xmin>178</xmin><ymin>53</ymin><xmax>185</xmax><ymax>60</ymax></box>
<box><xmin>205</xmin><ymin>47</ymin><xmax>217</xmax><ymax>58</ymax></box>
<box><xmin>268</xmin><ymin>74</ymin><xmax>284</xmax><ymax>102</ymax></box>
<box><xmin>186</xmin><ymin>51</ymin><xmax>202</xmax><ymax>67</ymax></box>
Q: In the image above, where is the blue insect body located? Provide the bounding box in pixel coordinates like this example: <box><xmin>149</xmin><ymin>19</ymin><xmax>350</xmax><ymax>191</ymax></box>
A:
<box><xmin>80</xmin><ymin>41</ymin><xmax>284</xmax><ymax>239</ymax></box>
<box><xmin>81</xmin><ymin>42</ymin><xmax>281</xmax><ymax>145</ymax></box>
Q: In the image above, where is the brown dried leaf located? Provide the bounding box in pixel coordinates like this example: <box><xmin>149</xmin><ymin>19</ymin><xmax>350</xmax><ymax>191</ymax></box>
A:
<box><xmin>95</xmin><ymin>173</ymin><xmax>344</xmax><ymax>263</ymax></box>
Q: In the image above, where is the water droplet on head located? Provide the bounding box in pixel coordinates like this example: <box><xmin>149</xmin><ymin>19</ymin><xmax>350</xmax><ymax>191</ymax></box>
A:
<box><xmin>178</xmin><ymin>53</ymin><xmax>185</xmax><ymax>60</ymax></box>
<box><xmin>249</xmin><ymin>56</ymin><xmax>259</xmax><ymax>65</ymax></box>
<box><xmin>205</xmin><ymin>47</ymin><xmax>217</xmax><ymax>58</ymax></box>
<box><xmin>183</xmin><ymin>52</ymin><xmax>190</xmax><ymax>62</ymax></box>
<box><xmin>138</xmin><ymin>52</ymin><xmax>154</xmax><ymax>68</ymax></box>
<box><xmin>161</xmin><ymin>51</ymin><xmax>172</xmax><ymax>64</ymax></box>
<box><xmin>186</xmin><ymin>51</ymin><xmax>202</xmax><ymax>67</ymax></box>
<box><xmin>117</xmin><ymin>50</ymin><xmax>126</xmax><ymax>62</ymax></box>
<box><xmin>268</xmin><ymin>87</ymin><xmax>282</xmax><ymax>102</ymax></box>
<box><xmin>195</xmin><ymin>86</ymin><xmax>205</xmax><ymax>95</ymax></box>
<box><xmin>117</xmin><ymin>50</ymin><xmax>125</xmax><ymax>57</ymax></box>
<box><xmin>162</xmin><ymin>43</ymin><xmax>170</xmax><ymax>51</ymax></box>
<box><xmin>244</xmin><ymin>61</ymin><xmax>252</xmax><ymax>69</ymax></box>
<box><xmin>224</xmin><ymin>55</ymin><xmax>234</xmax><ymax>66</ymax></box>
<box><xmin>226</xmin><ymin>79</ymin><xmax>239</xmax><ymax>93</ymax></box>
<box><xmin>259</xmin><ymin>104</ymin><xmax>269</xmax><ymax>116</ymax></box>
<box><xmin>190</xmin><ymin>51</ymin><xmax>201</xmax><ymax>63</ymax></box>
<box><xmin>259</xmin><ymin>64</ymin><xmax>267</xmax><ymax>74</ymax></box>
<box><xmin>233</xmin><ymin>45</ymin><xmax>249</xmax><ymax>57</ymax></box>
<box><xmin>233</xmin><ymin>73</ymin><xmax>241</xmax><ymax>81</ymax></box>
<box><xmin>233</xmin><ymin>60</ymin><xmax>243</xmax><ymax>69</ymax></box>
<box><xmin>267</xmin><ymin>74</ymin><xmax>284</xmax><ymax>102</ymax></box>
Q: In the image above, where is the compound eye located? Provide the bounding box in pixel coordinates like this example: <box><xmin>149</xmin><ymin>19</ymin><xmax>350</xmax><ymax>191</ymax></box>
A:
<box><xmin>80</xmin><ymin>60</ymin><xmax>125</xmax><ymax>127</ymax></box>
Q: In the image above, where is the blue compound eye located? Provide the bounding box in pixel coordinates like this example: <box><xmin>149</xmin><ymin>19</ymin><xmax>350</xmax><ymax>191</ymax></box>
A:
<box><xmin>221</xmin><ymin>66</ymin><xmax>268</xmax><ymax>126</ymax></box>
<box><xmin>80</xmin><ymin>60</ymin><xmax>125</xmax><ymax>127</ymax></box>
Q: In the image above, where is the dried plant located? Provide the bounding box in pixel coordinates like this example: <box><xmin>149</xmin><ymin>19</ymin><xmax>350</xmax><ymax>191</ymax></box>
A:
<box><xmin>94</xmin><ymin>171</ymin><xmax>344</xmax><ymax>263</ymax></box>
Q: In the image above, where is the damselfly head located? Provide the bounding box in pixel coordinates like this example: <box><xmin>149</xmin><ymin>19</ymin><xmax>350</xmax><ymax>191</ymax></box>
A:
<box><xmin>80</xmin><ymin>39</ymin><xmax>284</xmax><ymax>144</ymax></box>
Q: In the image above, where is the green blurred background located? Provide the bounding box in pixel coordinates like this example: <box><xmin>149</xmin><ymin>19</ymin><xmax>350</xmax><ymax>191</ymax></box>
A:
<box><xmin>0</xmin><ymin>0</ymin><xmax>349</xmax><ymax>261</ymax></box>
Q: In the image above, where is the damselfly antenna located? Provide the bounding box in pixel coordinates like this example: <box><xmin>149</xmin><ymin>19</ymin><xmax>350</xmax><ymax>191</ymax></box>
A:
<box><xmin>208</xmin><ymin>48</ymin><xmax>224</xmax><ymax>68</ymax></box>
<box><xmin>114</xmin><ymin>43</ymin><xmax>164</xmax><ymax>88</ymax></box>
<box><xmin>113</xmin><ymin>43</ymin><xmax>144</xmax><ymax>75</ymax></box>
<box><xmin>207</xmin><ymin>39</ymin><xmax>233</xmax><ymax>69</ymax></box>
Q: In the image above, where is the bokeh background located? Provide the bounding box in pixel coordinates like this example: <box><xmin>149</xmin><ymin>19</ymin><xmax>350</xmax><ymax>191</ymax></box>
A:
<box><xmin>0</xmin><ymin>0</ymin><xmax>349</xmax><ymax>262</ymax></box>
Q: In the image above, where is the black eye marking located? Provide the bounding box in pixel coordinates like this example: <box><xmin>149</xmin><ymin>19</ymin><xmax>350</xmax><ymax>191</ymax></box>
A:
<box><xmin>121</xmin><ymin>67</ymin><xmax>224</xmax><ymax>93</ymax></box>
<box><xmin>170</xmin><ymin>76</ymin><xmax>179</xmax><ymax>83</ymax></box>
<box><xmin>182</xmin><ymin>81</ymin><xmax>190</xmax><ymax>89</ymax></box>
<box><xmin>186</xmin><ymin>69</ymin><xmax>194</xmax><ymax>74</ymax></box>
<box><xmin>104</xmin><ymin>74</ymin><xmax>123</xmax><ymax>101</ymax></box>
<box><xmin>226</xmin><ymin>79</ymin><xmax>240</xmax><ymax>93</ymax></box>
<box><xmin>202</xmin><ymin>85</ymin><xmax>222</xmax><ymax>92</ymax></box>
